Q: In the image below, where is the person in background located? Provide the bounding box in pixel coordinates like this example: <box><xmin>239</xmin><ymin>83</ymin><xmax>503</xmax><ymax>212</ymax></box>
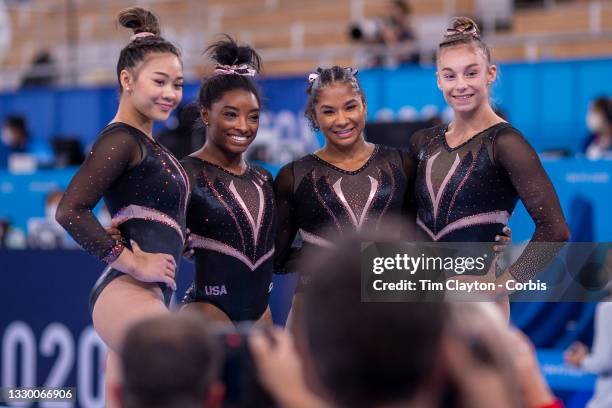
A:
<box><xmin>0</xmin><ymin>115</ymin><xmax>54</xmax><ymax>169</ymax></box>
<box><xmin>0</xmin><ymin>218</ymin><xmax>26</xmax><ymax>249</ymax></box>
<box><xmin>156</xmin><ymin>103</ymin><xmax>204</xmax><ymax>160</ymax></box>
<box><xmin>20</xmin><ymin>50</ymin><xmax>58</xmax><ymax>88</ymax></box>
<box><xmin>27</xmin><ymin>190</ymin><xmax>70</xmax><ymax>249</ymax></box>
<box><xmin>379</xmin><ymin>0</ymin><xmax>418</xmax><ymax>65</ymax></box>
<box><xmin>564</xmin><ymin>251</ymin><xmax>612</xmax><ymax>408</ymax></box>
<box><xmin>583</xmin><ymin>97</ymin><xmax>612</xmax><ymax>160</ymax></box>
<box><xmin>349</xmin><ymin>0</ymin><xmax>417</xmax><ymax>67</ymax></box>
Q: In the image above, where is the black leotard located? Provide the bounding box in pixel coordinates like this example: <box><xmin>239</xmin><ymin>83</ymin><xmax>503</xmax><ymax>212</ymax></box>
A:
<box><xmin>408</xmin><ymin>122</ymin><xmax>569</xmax><ymax>281</ymax></box>
<box><xmin>56</xmin><ymin>122</ymin><xmax>190</xmax><ymax>312</ymax></box>
<box><xmin>274</xmin><ymin>144</ymin><xmax>414</xmax><ymax>289</ymax></box>
<box><xmin>181</xmin><ymin>157</ymin><xmax>276</xmax><ymax>321</ymax></box>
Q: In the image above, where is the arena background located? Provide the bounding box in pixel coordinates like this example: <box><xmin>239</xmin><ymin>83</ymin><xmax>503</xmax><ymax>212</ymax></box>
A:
<box><xmin>0</xmin><ymin>0</ymin><xmax>611</xmax><ymax>407</ymax></box>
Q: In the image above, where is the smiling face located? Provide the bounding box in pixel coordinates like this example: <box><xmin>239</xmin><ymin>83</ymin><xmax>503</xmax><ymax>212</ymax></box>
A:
<box><xmin>202</xmin><ymin>88</ymin><xmax>260</xmax><ymax>155</ymax></box>
<box><xmin>313</xmin><ymin>82</ymin><xmax>367</xmax><ymax>149</ymax></box>
<box><xmin>121</xmin><ymin>52</ymin><xmax>184</xmax><ymax>122</ymax></box>
<box><xmin>437</xmin><ymin>43</ymin><xmax>496</xmax><ymax>114</ymax></box>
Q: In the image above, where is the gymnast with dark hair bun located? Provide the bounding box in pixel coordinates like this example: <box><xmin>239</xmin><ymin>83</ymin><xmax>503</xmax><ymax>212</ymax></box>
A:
<box><xmin>55</xmin><ymin>7</ymin><xmax>187</xmax><ymax>406</ymax></box>
<box><xmin>180</xmin><ymin>36</ymin><xmax>276</xmax><ymax>325</ymax></box>
<box><xmin>409</xmin><ymin>17</ymin><xmax>570</xmax><ymax>299</ymax></box>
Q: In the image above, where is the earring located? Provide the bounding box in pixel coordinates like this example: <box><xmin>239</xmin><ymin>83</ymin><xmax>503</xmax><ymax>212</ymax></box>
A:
<box><xmin>204</xmin><ymin>121</ymin><xmax>209</xmax><ymax>126</ymax></box>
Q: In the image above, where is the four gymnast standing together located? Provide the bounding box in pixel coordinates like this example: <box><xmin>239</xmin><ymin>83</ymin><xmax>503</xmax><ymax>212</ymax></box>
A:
<box><xmin>55</xmin><ymin>6</ymin><xmax>570</xmax><ymax>401</ymax></box>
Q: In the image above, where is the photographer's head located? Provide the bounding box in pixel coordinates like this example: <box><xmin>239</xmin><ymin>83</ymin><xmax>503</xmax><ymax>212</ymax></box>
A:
<box><xmin>116</xmin><ymin>313</ymin><xmax>224</xmax><ymax>408</ymax></box>
<box><xmin>298</xmin><ymin>234</ymin><xmax>448</xmax><ymax>408</ymax></box>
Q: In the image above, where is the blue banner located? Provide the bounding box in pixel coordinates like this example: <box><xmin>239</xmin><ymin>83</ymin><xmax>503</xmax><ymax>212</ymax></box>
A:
<box><xmin>0</xmin><ymin>250</ymin><xmax>297</xmax><ymax>408</ymax></box>
<box><xmin>1</xmin><ymin>158</ymin><xmax>610</xmax><ymax>241</ymax></box>
<box><xmin>1</xmin><ymin>58</ymin><xmax>611</xmax><ymax>154</ymax></box>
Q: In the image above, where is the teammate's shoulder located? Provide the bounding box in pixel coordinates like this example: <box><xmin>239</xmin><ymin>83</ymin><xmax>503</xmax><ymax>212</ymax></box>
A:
<box><xmin>250</xmin><ymin>163</ymin><xmax>275</xmax><ymax>182</ymax></box>
<box><xmin>179</xmin><ymin>154</ymin><xmax>200</xmax><ymax>171</ymax></box>
<box><xmin>373</xmin><ymin>143</ymin><xmax>405</xmax><ymax>160</ymax></box>
<box><xmin>279</xmin><ymin>154</ymin><xmax>314</xmax><ymax>171</ymax></box>
<box><xmin>413</xmin><ymin>124</ymin><xmax>444</xmax><ymax>140</ymax></box>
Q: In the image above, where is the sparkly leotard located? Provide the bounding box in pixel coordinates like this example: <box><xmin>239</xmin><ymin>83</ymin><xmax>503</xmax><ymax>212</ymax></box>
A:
<box><xmin>274</xmin><ymin>144</ymin><xmax>414</xmax><ymax>289</ymax></box>
<box><xmin>181</xmin><ymin>157</ymin><xmax>276</xmax><ymax>322</ymax></box>
<box><xmin>56</xmin><ymin>122</ymin><xmax>189</xmax><ymax>312</ymax></box>
<box><xmin>409</xmin><ymin>122</ymin><xmax>569</xmax><ymax>281</ymax></box>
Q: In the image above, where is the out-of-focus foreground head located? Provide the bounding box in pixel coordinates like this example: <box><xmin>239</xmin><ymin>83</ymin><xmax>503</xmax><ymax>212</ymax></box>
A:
<box><xmin>299</xmin><ymin>227</ymin><xmax>448</xmax><ymax>408</ymax></box>
<box><xmin>118</xmin><ymin>313</ymin><xmax>224</xmax><ymax>408</ymax></box>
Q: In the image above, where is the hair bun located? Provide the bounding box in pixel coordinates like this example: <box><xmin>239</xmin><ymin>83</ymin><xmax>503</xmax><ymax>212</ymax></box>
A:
<box><xmin>118</xmin><ymin>7</ymin><xmax>161</xmax><ymax>36</ymax></box>
<box><xmin>206</xmin><ymin>35</ymin><xmax>262</xmax><ymax>75</ymax></box>
<box><xmin>445</xmin><ymin>16</ymin><xmax>480</xmax><ymax>39</ymax></box>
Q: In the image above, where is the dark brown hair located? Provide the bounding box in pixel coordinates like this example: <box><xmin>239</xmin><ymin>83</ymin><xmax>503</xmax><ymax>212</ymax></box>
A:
<box><xmin>198</xmin><ymin>35</ymin><xmax>262</xmax><ymax>110</ymax></box>
<box><xmin>301</xmin><ymin>227</ymin><xmax>447</xmax><ymax>408</ymax></box>
<box><xmin>121</xmin><ymin>313</ymin><xmax>221</xmax><ymax>408</ymax></box>
<box><xmin>116</xmin><ymin>7</ymin><xmax>181</xmax><ymax>92</ymax></box>
<box><xmin>304</xmin><ymin>66</ymin><xmax>365</xmax><ymax>131</ymax></box>
<box><xmin>592</xmin><ymin>96</ymin><xmax>612</xmax><ymax>123</ymax></box>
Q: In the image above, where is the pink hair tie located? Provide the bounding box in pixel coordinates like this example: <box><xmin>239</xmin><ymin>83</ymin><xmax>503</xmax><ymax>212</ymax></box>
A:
<box><xmin>445</xmin><ymin>27</ymin><xmax>479</xmax><ymax>39</ymax></box>
<box><xmin>213</xmin><ymin>64</ymin><xmax>256</xmax><ymax>77</ymax></box>
<box><xmin>131</xmin><ymin>32</ymin><xmax>156</xmax><ymax>41</ymax></box>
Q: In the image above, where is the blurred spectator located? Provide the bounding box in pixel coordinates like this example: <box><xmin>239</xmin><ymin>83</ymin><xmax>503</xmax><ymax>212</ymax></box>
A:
<box><xmin>21</xmin><ymin>50</ymin><xmax>58</xmax><ymax>88</ymax></box>
<box><xmin>0</xmin><ymin>115</ymin><xmax>54</xmax><ymax>170</ymax></box>
<box><xmin>45</xmin><ymin>190</ymin><xmax>64</xmax><ymax>222</ymax></box>
<box><xmin>583</xmin><ymin>97</ymin><xmax>612</xmax><ymax>160</ymax></box>
<box><xmin>514</xmin><ymin>0</ymin><xmax>548</xmax><ymax>9</ymax></box>
<box><xmin>27</xmin><ymin>190</ymin><xmax>76</xmax><ymax>249</ymax></box>
<box><xmin>0</xmin><ymin>218</ymin><xmax>9</xmax><ymax>246</ymax></box>
<box><xmin>156</xmin><ymin>103</ymin><xmax>204</xmax><ymax>159</ymax></box>
<box><xmin>111</xmin><ymin>313</ymin><xmax>224</xmax><ymax>408</ymax></box>
<box><xmin>51</xmin><ymin>137</ymin><xmax>85</xmax><ymax>167</ymax></box>
<box><xmin>0</xmin><ymin>218</ymin><xmax>26</xmax><ymax>249</ymax></box>
<box><xmin>565</xmin><ymin>251</ymin><xmax>612</xmax><ymax>408</ymax></box>
<box><xmin>349</xmin><ymin>0</ymin><xmax>418</xmax><ymax>67</ymax></box>
<box><xmin>474</xmin><ymin>0</ymin><xmax>513</xmax><ymax>33</ymax></box>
